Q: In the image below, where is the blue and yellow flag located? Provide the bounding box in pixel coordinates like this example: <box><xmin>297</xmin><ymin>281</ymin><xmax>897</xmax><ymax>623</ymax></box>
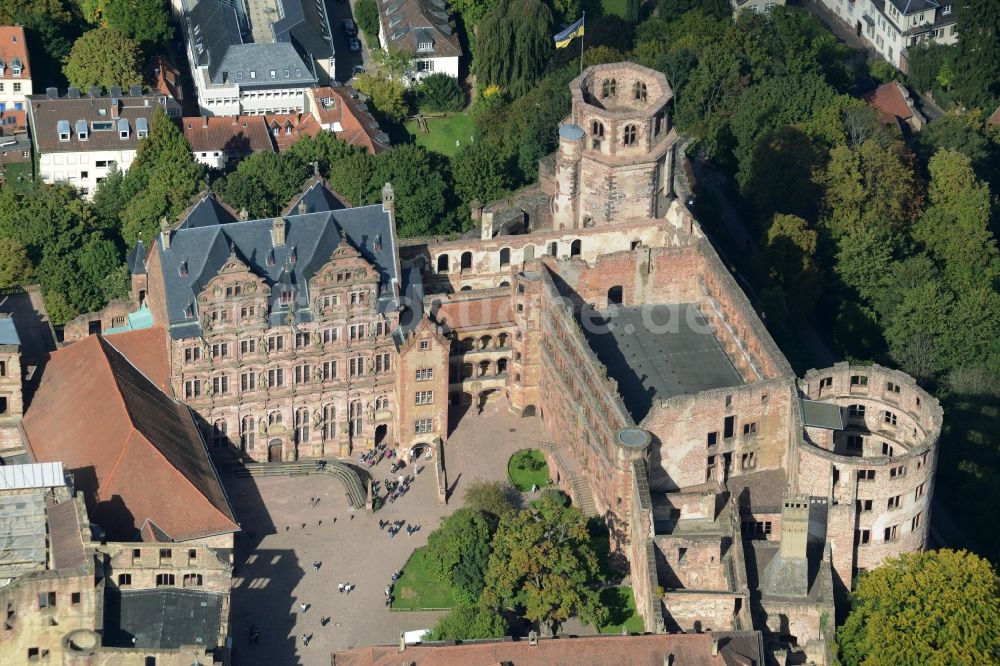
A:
<box><xmin>554</xmin><ymin>16</ymin><xmax>585</xmax><ymax>49</ymax></box>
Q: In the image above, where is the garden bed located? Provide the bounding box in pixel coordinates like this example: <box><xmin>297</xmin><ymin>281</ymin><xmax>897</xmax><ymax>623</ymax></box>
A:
<box><xmin>507</xmin><ymin>449</ymin><xmax>550</xmax><ymax>491</ymax></box>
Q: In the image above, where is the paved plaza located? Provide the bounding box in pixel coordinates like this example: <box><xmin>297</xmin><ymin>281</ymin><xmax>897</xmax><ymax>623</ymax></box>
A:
<box><xmin>227</xmin><ymin>399</ymin><xmax>547</xmax><ymax>664</ymax></box>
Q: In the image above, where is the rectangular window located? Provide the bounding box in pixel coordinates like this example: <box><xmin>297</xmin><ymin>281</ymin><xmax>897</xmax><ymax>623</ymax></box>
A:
<box><xmin>268</xmin><ymin>368</ymin><xmax>285</xmax><ymax>387</ymax></box>
<box><xmin>849</xmin><ymin>404</ymin><xmax>866</xmax><ymax>418</ymax></box>
<box><xmin>884</xmin><ymin>525</ymin><xmax>899</xmax><ymax>542</ymax></box>
<box><xmin>294</xmin><ymin>364</ymin><xmax>311</xmax><ymax>384</ymax></box>
<box><xmin>184</xmin><ymin>347</ymin><xmax>202</xmax><ymax>363</ymax></box>
<box><xmin>71</xmin><ymin>592</ymin><xmax>81</xmax><ymax>605</ymax></box>
<box><xmin>914</xmin><ymin>482</ymin><xmax>926</xmax><ymax>500</ymax></box>
<box><xmin>856</xmin><ymin>499</ymin><xmax>873</xmax><ymax>512</ymax></box>
<box><xmin>350</xmin><ymin>291</ymin><xmax>365</xmax><ymax>306</ymax></box>
<box><xmin>349</xmin><ymin>356</ymin><xmax>364</xmax><ymax>377</ymax></box>
<box><xmin>240</xmin><ymin>305</ymin><xmax>255</xmax><ymax>318</ymax></box>
<box><xmin>415</xmin><ymin>368</ymin><xmax>434</xmax><ymax>381</ymax></box>
<box><xmin>890</xmin><ymin>464</ymin><xmax>906</xmax><ymax>479</ymax></box>
<box><xmin>886</xmin><ymin>381</ymin><xmax>901</xmax><ymax>394</ymax></box>
<box><xmin>349</xmin><ymin>324</ymin><xmax>364</xmax><ymax>340</ymax></box>
<box><xmin>847</xmin><ymin>434</ymin><xmax>864</xmax><ymax>451</ymax></box>
<box><xmin>415</xmin><ymin>390</ymin><xmax>434</xmax><ymax>405</ymax></box>
<box><xmin>723</xmin><ymin>416</ymin><xmax>735</xmax><ymax>439</ymax></box>
<box><xmin>211</xmin><ymin>343</ymin><xmax>229</xmax><ymax>359</ymax></box>
<box><xmin>212</xmin><ymin>376</ymin><xmax>229</xmax><ymax>395</ymax></box>
<box><xmin>375</xmin><ymin>353</ymin><xmax>390</xmax><ymax>374</ymax></box>
<box><xmin>884</xmin><ymin>410</ymin><xmax>898</xmax><ymax>425</ymax></box>
<box><xmin>882</xmin><ymin>442</ymin><xmax>894</xmax><ymax>456</ymax></box>
<box><xmin>295</xmin><ymin>332</ymin><xmax>311</xmax><ymax>348</ymax></box>
<box><xmin>912</xmin><ymin>512</ymin><xmax>922</xmax><ymax>530</ymax></box>
<box><xmin>741</xmin><ymin>451</ymin><xmax>756</xmax><ymax>469</ymax></box>
<box><xmin>118</xmin><ymin>573</ymin><xmax>132</xmax><ymax>586</ymax></box>
<box><xmin>38</xmin><ymin>592</ymin><xmax>56</xmax><ymax>609</ymax></box>
<box><xmin>184</xmin><ymin>379</ymin><xmax>201</xmax><ymax>399</ymax></box>
<box><xmin>155</xmin><ymin>573</ymin><xmax>176</xmax><ymax>586</ymax></box>
<box><xmin>323</xmin><ymin>360</ymin><xmax>337</xmax><ymax>380</ymax></box>
<box><xmin>857</xmin><ymin>469</ymin><xmax>876</xmax><ymax>481</ymax></box>
<box><xmin>268</xmin><ymin>335</ymin><xmax>285</xmax><ymax>352</ymax></box>
<box><xmin>420</xmin><ymin>340</ymin><xmax>430</xmax><ymax>350</ymax></box>
<box><xmin>850</xmin><ymin>375</ymin><xmax>869</xmax><ymax>387</ymax></box>
<box><xmin>887</xmin><ymin>495</ymin><xmax>901</xmax><ymax>510</ymax></box>
<box><xmin>707</xmin><ymin>432</ymin><xmax>718</xmax><ymax>447</ymax></box>
<box><xmin>159</xmin><ymin>548</ymin><xmax>172</xmax><ymax>560</ymax></box>
<box><xmin>857</xmin><ymin>529</ymin><xmax>871</xmax><ymax>545</ymax></box>
<box><xmin>225</xmin><ymin>285</ymin><xmax>242</xmax><ymax>298</ymax></box>
<box><xmin>414</xmin><ymin>418</ymin><xmax>433</xmax><ymax>434</ymax></box>
<box><xmin>240</xmin><ymin>338</ymin><xmax>256</xmax><ymax>354</ymax></box>
<box><xmin>742</xmin><ymin>422</ymin><xmax>757</xmax><ymax>435</ymax></box>
<box><xmin>322</xmin><ymin>327</ymin><xmax>339</xmax><ymax>344</ymax></box>
<box><xmin>241</xmin><ymin>371</ymin><xmax>255</xmax><ymax>392</ymax></box>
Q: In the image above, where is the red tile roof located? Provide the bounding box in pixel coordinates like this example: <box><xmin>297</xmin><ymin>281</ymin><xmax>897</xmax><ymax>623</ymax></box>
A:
<box><xmin>22</xmin><ymin>335</ymin><xmax>238</xmax><ymax>542</ymax></box>
<box><xmin>264</xmin><ymin>86</ymin><xmax>391</xmax><ymax>155</ymax></box>
<box><xmin>265</xmin><ymin>112</ymin><xmax>320</xmax><ymax>152</ymax></box>
<box><xmin>333</xmin><ymin>633</ymin><xmax>762</xmax><ymax>666</ymax></box>
<box><xmin>145</xmin><ymin>55</ymin><xmax>182</xmax><ymax>104</ymax></box>
<box><xmin>183</xmin><ymin>115</ymin><xmax>275</xmax><ymax>155</ymax></box>
<box><xmin>0</xmin><ymin>26</ymin><xmax>31</xmax><ymax>82</ymax></box>
<box><xmin>104</xmin><ymin>326</ymin><xmax>171</xmax><ymax>394</ymax></box>
<box><xmin>863</xmin><ymin>81</ymin><xmax>915</xmax><ymax>125</ymax></box>
<box><xmin>987</xmin><ymin>105</ymin><xmax>1000</xmax><ymax>126</ymax></box>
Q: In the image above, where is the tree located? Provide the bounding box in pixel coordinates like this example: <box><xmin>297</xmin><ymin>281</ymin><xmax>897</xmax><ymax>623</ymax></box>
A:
<box><xmin>624</xmin><ymin>0</ymin><xmax>640</xmax><ymax>24</ymax></box>
<box><xmin>416</xmin><ymin>73</ymin><xmax>465</xmax><ymax>112</ymax></box>
<box><xmin>354</xmin><ymin>0</ymin><xmax>380</xmax><ymax>41</ymax></box>
<box><xmin>354</xmin><ymin>73</ymin><xmax>410</xmax><ymax>125</ymax></box>
<box><xmin>912</xmin><ymin>149</ymin><xmax>998</xmax><ymax>291</ymax></box>
<box><xmin>216</xmin><ymin>152</ymin><xmax>309</xmax><ymax>219</ymax></box>
<box><xmin>370</xmin><ymin>145</ymin><xmax>450</xmax><ymax>236</ymax></box>
<box><xmin>883</xmin><ymin>279</ymin><xmax>952</xmax><ymax>379</ymax></box>
<box><xmin>451</xmin><ymin>142</ymin><xmax>511</xmax><ymax>207</ymax></box>
<box><xmin>764</xmin><ymin>214</ymin><xmax>822</xmax><ymax>313</ymax></box>
<box><xmin>100</xmin><ymin>0</ymin><xmax>173</xmax><ymax>55</ymax></box>
<box><xmin>837</xmin><ymin>549</ymin><xmax>1000</xmax><ymax>666</ymax></box>
<box><xmin>673</xmin><ymin>41</ymin><xmax>741</xmax><ymax>136</ymax></box>
<box><xmin>62</xmin><ymin>26</ymin><xmax>141</xmax><ymax>90</ymax></box>
<box><xmin>425</xmin><ymin>508</ymin><xmax>494</xmax><ymax>603</ymax></box>
<box><xmin>474</xmin><ymin>0</ymin><xmax>553</xmax><ymax>97</ymax></box>
<box><xmin>450</xmin><ymin>0</ymin><xmax>496</xmax><ymax>26</ymax></box>
<box><xmin>0</xmin><ymin>239</ymin><xmax>33</xmax><ymax>288</ymax></box>
<box><xmin>482</xmin><ymin>494</ymin><xmax>607</xmax><ymax>636</ymax></box>
<box><xmin>953</xmin><ymin>0</ymin><xmax>1000</xmax><ymax>106</ymax></box>
<box><xmin>287</xmin><ymin>131</ymin><xmax>368</xmax><ymax>177</ymax></box>
<box><xmin>118</xmin><ymin>109</ymin><xmax>204</xmax><ymax>244</ymax></box>
<box><xmin>428</xmin><ymin>602</ymin><xmax>507</xmax><ymax>640</ymax></box>
<box><xmin>463</xmin><ymin>479</ymin><xmax>519</xmax><ymax>522</ymax></box>
<box><xmin>657</xmin><ymin>0</ymin><xmax>731</xmax><ymax>22</ymax></box>
<box><xmin>369</xmin><ymin>47</ymin><xmax>414</xmax><ymax>82</ymax></box>
<box><xmin>906</xmin><ymin>42</ymin><xmax>955</xmax><ymax>94</ymax></box>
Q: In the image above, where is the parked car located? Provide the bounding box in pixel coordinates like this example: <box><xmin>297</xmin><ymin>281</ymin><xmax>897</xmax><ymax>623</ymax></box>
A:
<box><xmin>352</xmin><ymin>65</ymin><xmax>365</xmax><ymax>78</ymax></box>
<box><xmin>348</xmin><ymin>37</ymin><xmax>361</xmax><ymax>53</ymax></box>
<box><xmin>341</xmin><ymin>19</ymin><xmax>356</xmax><ymax>36</ymax></box>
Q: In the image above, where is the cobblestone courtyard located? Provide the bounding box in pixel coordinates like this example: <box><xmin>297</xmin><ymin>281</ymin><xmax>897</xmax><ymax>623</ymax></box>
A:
<box><xmin>227</xmin><ymin>399</ymin><xmax>547</xmax><ymax>664</ymax></box>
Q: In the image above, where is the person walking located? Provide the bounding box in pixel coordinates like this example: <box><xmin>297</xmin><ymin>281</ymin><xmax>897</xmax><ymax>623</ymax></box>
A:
<box><xmin>300</xmin><ymin>602</ymin><xmax>308</xmax><ymax>613</ymax></box>
<box><xmin>338</xmin><ymin>582</ymin><xmax>345</xmax><ymax>593</ymax></box>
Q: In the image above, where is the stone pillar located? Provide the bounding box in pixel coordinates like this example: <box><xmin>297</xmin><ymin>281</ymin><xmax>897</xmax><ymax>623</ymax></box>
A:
<box><xmin>552</xmin><ymin>124</ymin><xmax>585</xmax><ymax>230</ymax></box>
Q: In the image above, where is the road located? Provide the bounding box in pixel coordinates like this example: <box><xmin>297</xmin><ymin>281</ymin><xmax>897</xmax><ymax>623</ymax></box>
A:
<box><xmin>324</xmin><ymin>0</ymin><xmax>373</xmax><ymax>83</ymax></box>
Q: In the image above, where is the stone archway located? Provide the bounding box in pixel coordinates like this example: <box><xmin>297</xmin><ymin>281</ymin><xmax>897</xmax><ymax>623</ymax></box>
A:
<box><xmin>374</xmin><ymin>424</ymin><xmax>388</xmax><ymax>447</ymax></box>
<box><xmin>267</xmin><ymin>439</ymin><xmax>283</xmax><ymax>462</ymax></box>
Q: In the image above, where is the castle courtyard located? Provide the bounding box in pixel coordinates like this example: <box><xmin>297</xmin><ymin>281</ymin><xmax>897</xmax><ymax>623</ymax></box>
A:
<box><xmin>226</xmin><ymin>399</ymin><xmax>547</xmax><ymax>664</ymax></box>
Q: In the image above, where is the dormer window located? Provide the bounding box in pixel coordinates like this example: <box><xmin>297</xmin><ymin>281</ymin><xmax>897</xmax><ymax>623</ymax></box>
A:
<box><xmin>279</xmin><ymin>287</ymin><xmax>293</xmax><ymax>305</ymax></box>
<box><xmin>179</xmin><ymin>259</ymin><xmax>188</xmax><ymax>276</ymax></box>
<box><xmin>57</xmin><ymin>120</ymin><xmax>70</xmax><ymax>142</ymax></box>
<box><xmin>136</xmin><ymin>117</ymin><xmax>149</xmax><ymax>138</ymax></box>
<box><xmin>76</xmin><ymin>120</ymin><xmax>89</xmax><ymax>141</ymax></box>
<box><xmin>266</xmin><ymin>249</ymin><xmax>275</xmax><ymax>266</ymax></box>
<box><xmin>942</xmin><ymin>4</ymin><xmax>951</xmax><ymax>13</ymax></box>
<box><xmin>237</xmin><ymin>71</ymin><xmax>244</xmax><ymax>80</ymax></box>
<box><xmin>295</xmin><ymin>68</ymin><xmax>301</xmax><ymax>77</ymax></box>
<box><xmin>270</xmin><ymin>70</ymin><xmax>276</xmax><ymax>79</ymax></box>
<box><xmin>417</xmin><ymin>41</ymin><xmax>433</xmax><ymax>51</ymax></box>
<box><xmin>118</xmin><ymin>118</ymin><xmax>129</xmax><ymax>139</ymax></box>
<box><xmin>284</xmin><ymin>69</ymin><xmax>290</xmax><ymax>77</ymax></box>
<box><xmin>250</xmin><ymin>70</ymin><xmax>256</xmax><ymax>79</ymax></box>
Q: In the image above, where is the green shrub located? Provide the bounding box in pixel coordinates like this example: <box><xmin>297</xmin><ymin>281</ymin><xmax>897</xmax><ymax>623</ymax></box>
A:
<box><xmin>355</xmin><ymin>0</ymin><xmax>380</xmax><ymax>41</ymax></box>
<box><xmin>417</xmin><ymin>73</ymin><xmax>465</xmax><ymax>112</ymax></box>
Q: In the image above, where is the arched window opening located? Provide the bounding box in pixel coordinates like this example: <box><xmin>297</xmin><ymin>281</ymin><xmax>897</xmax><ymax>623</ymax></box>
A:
<box><xmin>634</xmin><ymin>81</ymin><xmax>647</xmax><ymax>101</ymax></box>
<box><xmin>499</xmin><ymin>248</ymin><xmax>510</xmax><ymax>268</ymax></box>
<box><xmin>212</xmin><ymin>420</ymin><xmax>228</xmax><ymax>447</ymax></box>
<box><xmin>437</xmin><ymin>254</ymin><xmax>449</xmax><ymax>272</ymax></box>
<box><xmin>295</xmin><ymin>408</ymin><xmax>310</xmax><ymax>443</ymax></box>
<box><xmin>460</xmin><ymin>251</ymin><xmax>473</xmax><ymax>270</ymax></box>
<box><xmin>623</xmin><ymin>124</ymin><xmax>637</xmax><ymax>146</ymax></box>
<box><xmin>570</xmin><ymin>239</ymin><xmax>582</xmax><ymax>257</ymax></box>
<box><xmin>608</xmin><ymin>285</ymin><xmax>624</xmax><ymax>305</ymax></box>
<box><xmin>323</xmin><ymin>404</ymin><xmax>336</xmax><ymax>440</ymax></box>
<box><xmin>601</xmin><ymin>79</ymin><xmax>616</xmax><ymax>98</ymax></box>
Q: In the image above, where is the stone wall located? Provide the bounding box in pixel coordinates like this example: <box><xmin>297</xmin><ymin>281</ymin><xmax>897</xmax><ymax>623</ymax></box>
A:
<box><xmin>662</xmin><ymin>591</ymin><xmax>740</xmax><ymax>633</ymax></box>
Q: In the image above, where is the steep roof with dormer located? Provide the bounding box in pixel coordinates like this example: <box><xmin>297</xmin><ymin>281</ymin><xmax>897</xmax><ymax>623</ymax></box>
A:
<box><xmin>155</xmin><ymin>182</ymin><xmax>400</xmax><ymax>339</ymax></box>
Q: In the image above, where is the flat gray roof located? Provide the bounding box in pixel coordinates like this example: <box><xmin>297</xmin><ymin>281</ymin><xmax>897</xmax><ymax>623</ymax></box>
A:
<box><xmin>581</xmin><ymin>304</ymin><xmax>744</xmax><ymax>422</ymax></box>
<box><xmin>801</xmin><ymin>399</ymin><xmax>844</xmax><ymax>430</ymax></box>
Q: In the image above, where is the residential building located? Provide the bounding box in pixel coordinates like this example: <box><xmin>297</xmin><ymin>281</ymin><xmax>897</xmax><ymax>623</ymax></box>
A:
<box><xmin>265</xmin><ymin>86</ymin><xmax>391</xmax><ymax>153</ymax></box>
<box><xmin>26</xmin><ymin>86</ymin><xmax>181</xmax><ymax>198</ymax></box>
<box><xmin>183</xmin><ymin>114</ymin><xmax>275</xmax><ymax>168</ymax></box>
<box><xmin>145</xmin><ymin>54</ymin><xmax>185</xmax><ymax>106</ymax></box>
<box><xmin>0</xmin><ymin>26</ymin><xmax>31</xmax><ymax>113</ymax></box>
<box><xmin>818</xmin><ymin>0</ymin><xmax>958</xmax><ymax>70</ymax></box>
<box><xmin>63</xmin><ymin>63</ymin><xmax>941</xmax><ymax>664</ymax></box>
<box><xmin>863</xmin><ymin>80</ymin><xmax>926</xmax><ymax>132</ymax></box>
<box><xmin>183</xmin><ymin>0</ymin><xmax>335</xmax><ymax>116</ymax></box>
<box><xmin>731</xmin><ymin>0</ymin><xmax>785</xmax><ymax>16</ymax></box>
<box><xmin>376</xmin><ymin>0</ymin><xmax>462</xmax><ymax>83</ymax></box>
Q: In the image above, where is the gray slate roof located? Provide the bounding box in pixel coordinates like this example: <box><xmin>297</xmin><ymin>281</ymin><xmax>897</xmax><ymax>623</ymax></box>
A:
<box><xmin>159</xmin><ymin>183</ymin><xmax>400</xmax><ymax>340</ymax></box>
<box><xmin>104</xmin><ymin>588</ymin><xmax>223</xmax><ymax>649</ymax></box>
<box><xmin>189</xmin><ymin>0</ymin><xmax>321</xmax><ymax>87</ymax></box>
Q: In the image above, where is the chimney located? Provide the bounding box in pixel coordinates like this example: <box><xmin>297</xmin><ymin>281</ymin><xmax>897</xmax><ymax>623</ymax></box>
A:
<box><xmin>528</xmin><ymin>631</ymin><xmax>538</xmax><ymax>646</ymax></box>
<box><xmin>203</xmin><ymin>116</ymin><xmax>209</xmax><ymax>128</ymax></box>
<box><xmin>110</xmin><ymin>99</ymin><xmax>120</xmax><ymax>118</ymax></box>
<box><xmin>272</xmin><ymin>218</ymin><xmax>286</xmax><ymax>246</ymax></box>
<box><xmin>159</xmin><ymin>216</ymin><xmax>171</xmax><ymax>250</ymax></box>
<box><xmin>239</xmin><ymin>208</ymin><xmax>249</xmax><ymax>221</ymax></box>
<box><xmin>663</xmin><ymin>655</ymin><xmax>674</xmax><ymax>666</ymax></box>
<box><xmin>381</xmin><ymin>182</ymin><xmax>394</xmax><ymax>216</ymax></box>
<box><xmin>480</xmin><ymin>211</ymin><xmax>494</xmax><ymax>241</ymax></box>
<box><xmin>398</xmin><ymin>632</ymin><xmax>406</xmax><ymax>653</ymax></box>
<box><xmin>298</xmin><ymin>200</ymin><xmax>308</xmax><ymax>215</ymax></box>
<box><xmin>779</xmin><ymin>494</ymin><xmax>810</xmax><ymax>560</ymax></box>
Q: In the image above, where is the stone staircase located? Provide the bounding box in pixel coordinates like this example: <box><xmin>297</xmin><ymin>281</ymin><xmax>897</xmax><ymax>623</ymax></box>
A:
<box><xmin>569</xmin><ymin>476</ymin><xmax>598</xmax><ymax>516</ymax></box>
<box><xmin>232</xmin><ymin>461</ymin><xmax>367</xmax><ymax>509</ymax></box>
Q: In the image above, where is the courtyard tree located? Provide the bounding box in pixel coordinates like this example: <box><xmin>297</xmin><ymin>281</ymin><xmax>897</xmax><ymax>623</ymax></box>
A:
<box><xmin>369</xmin><ymin>145</ymin><xmax>451</xmax><ymax>237</ymax></box>
<box><xmin>354</xmin><ymin>72</ymin><xmax>410</xmax><ymax>125</ymax></box>
<box><xmin>482</xmin><ymin>494</ymin><xmax>607</xmax><ymax>636</ymax></box>
<box><xmin>474</xmin><ymin>0</ymin><xmax>553</xmax><ymax>97</ymax></box>
<box><xmin>462</xmin><ymin>479</ymin><xmax>519</xmax><ymax>522</ymax></box>
<box><xmin>764</xmin><ymin>214</ymin><xmax>821</xmax><ymax>314</ymax></box>
<box><xmin>63</xmin><ymin>26</ymin><xmax>142</xmax><ymax>91</ymax></box>
<box><xmin>837</xmin><ymin>549</ymin><xmax>1000</xmax><ymax>666</ymax></box>
<box><xmin>215</xmin><ymin>152</ymin><xmax>310</xmax><ymax>219</ymax></box>
<box><xmin>99</xmin><ymin>0</ymin><xmax>173</xmax><ymax>55</ymax></box>
<box><xmin>425</xmin><ymin>508</ymin><xmax>494</xmax><ymax>603</ymax></box>
<box><xmin>428</xmin><ymin>602</ymin><xmax>507</xmax><ymax>640</ymax></box>
<box><xmin>416</xmin><ymin>73</ymin><xmax>465</xmax><ymax>112</ymax></box>
<box><xmin>952</xmin><ymin>0</ymin><xmax>1000</xmax><ymax>106</ymax></box>
<box><xmin>450</xmin><ymin>141</ymin><xmax>512</xmax><ymax>208</ymax></box>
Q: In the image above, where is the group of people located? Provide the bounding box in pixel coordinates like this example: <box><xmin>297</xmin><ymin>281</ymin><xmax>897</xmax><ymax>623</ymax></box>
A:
<box><xmin>359</xmin><ymin>442</ymin><xmax>394</xmax><ymax>468</ymax></box>
<box><xmin>383</xmin><ymin>569</ymin><xmax>402</xmax><ymax>607</ymax></box>
<box><xmin>380</xmin><ymin>518</ymin><xmax>418</xmax><ymax>537</ymax></box>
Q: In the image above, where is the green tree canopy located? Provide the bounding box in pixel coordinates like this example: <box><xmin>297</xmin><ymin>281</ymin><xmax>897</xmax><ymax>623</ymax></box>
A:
<box><xmin>428</xmin><ymin>602</ymin><xmax>507</xmax><ymax>640</ymax></box>
<box><xmin>354</xmin><ymin>0</ymin><xmax>380</xmax><ymax>41</ymax></box>
<box><xmin>100</xmin><ymin>0</ymin><xmax>173</xmax><ymax>54</ymax></box>
<box><xmin>0</xmin><ymin>238</ymin><xmax>33</xmax><ymax>288</ymax></box>
<box><xmin>837</xmin><ymin>549</ymin><xmax>1000</xmax><ymax>666</ymax></box>
<box><xmin>482</xmin><ymin>494</ymin><xmax>607</xmax><ymax>636</ymax></box>
<box><xmin>764</xmin><ymin>214</ymin><xmax>821</xmax><ymax>313</ymax></box>
<box><xmin>416</xmin><ymin>73</ymin><xmax>465</xmax><ymax>112</ymax></box>
<box><xmin>474</xmin><ymin>0</ymin><xmax>553</xmax><ymax>97</ymax></box>
<box><xmin>370</xmin><ymin>145</ymin><xmax>450</xmax><ymax>236</ymax></box>
<box><xmin>216</xmin><ymin>152</ymin><xmax>309</xmax><ymax>219</ymax></box>
<box><xmin>62</xmin><ymin>26</ymin><xmax>142</xmax><ymax>90</ymax></box>
<box><xmin>462</xmin><ymin>479</ymin><xmax>519</xmax><ymax>522</ymax></box>
<box><xmin>953</xmin><ymin>0</ymin><xmax>1000</xmax><ymax>106</ymax></box>
<box><xmin>425</xmin><ymin>508</ymin><xmax>494</xmax><ymax>603</ymax></box>
<box><xmin>354</xmin><ymin>72</ymin><xmax>410</xmax><ymax>125</ymax></box>
<box><xmin>450</xmin><ymin>141</ymin><xmax>511</xmax><ymax>208</ymax></box>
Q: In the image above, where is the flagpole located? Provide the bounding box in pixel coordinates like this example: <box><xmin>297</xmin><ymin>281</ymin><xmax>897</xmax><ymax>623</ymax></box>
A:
<box><xmin>579</xmin><ymin>11</ymin><xmax>585</xmax><ymax>75</ymax></box>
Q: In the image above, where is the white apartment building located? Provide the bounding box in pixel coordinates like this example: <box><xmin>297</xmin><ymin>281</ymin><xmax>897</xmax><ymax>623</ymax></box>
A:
<box><xmin>818</xmin><ymin>0</ymin><xmax>958</xmax><ymax>70</ymax></box>
<box><xmin>377</xmin><ymin>0</ymin><xmax>462</xmax><ymax>84</ymax></box>
<box><xmin>0</xmin><ymin>26</ymin><xmax>32</xmax><ymax>113</ymax></box>
<box><xmin>184</xmin><ymin>0</ymin><xmax>335</xmax><ymax>116</ymax></box>
<box><xmin>26</xmin><ymin>86</ymin><xmax>181</xmax><ymax>198</ymax></box>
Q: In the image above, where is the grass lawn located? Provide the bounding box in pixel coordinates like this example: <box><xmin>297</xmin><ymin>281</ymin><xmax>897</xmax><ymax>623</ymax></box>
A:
<box><xmin>601</xmin><ymin>0</ymin><xmax>628</xmax><ymax>17</ymax></box>
<box><xmin>507</xmin><ymin>449</ymin><xmax>550</xmax><ymax>491</ymax></box>
<box><xmin>597</xmin><ymin>586</ymin><xmax>645</xmax><ymax>634</ymax></box>
<box><xmin>390</xmin><ymin>547</ymin><xmax>454</xmax><ymax>611</ymax></box>
<box><xmin>405</xmin><ymin>112</ymin><xmax>476</xmax><ymax>157</ymax></box>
